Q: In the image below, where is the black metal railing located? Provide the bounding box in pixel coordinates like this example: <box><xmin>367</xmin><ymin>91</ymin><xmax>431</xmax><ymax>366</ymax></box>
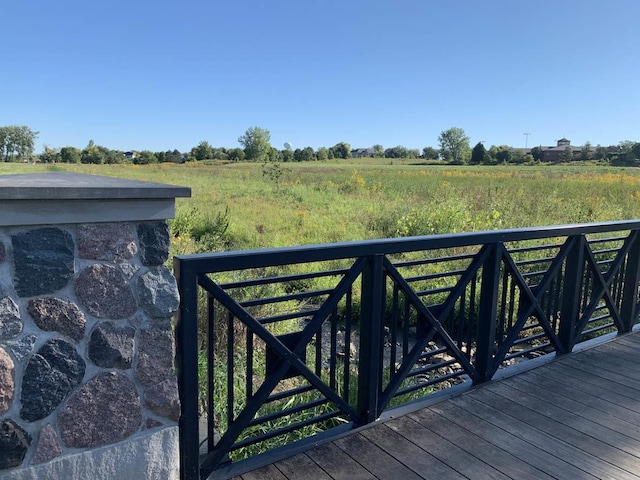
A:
<box><xmin>174</xmin><ymin>221</ymin><xmax>640</xmax><ymax>480</ymax></box>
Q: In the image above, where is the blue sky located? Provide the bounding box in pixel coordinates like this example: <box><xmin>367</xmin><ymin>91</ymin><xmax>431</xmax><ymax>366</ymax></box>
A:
<box><xmin>3</xmin><ymin>1</ymin><xmax>639</xmax><ymax>153</ymax></box>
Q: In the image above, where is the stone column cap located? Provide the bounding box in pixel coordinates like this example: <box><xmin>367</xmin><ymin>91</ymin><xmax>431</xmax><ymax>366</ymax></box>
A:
<box><xmin>0</xmin><ymin>172</ymin><xmax>191</xmax><ymax>200</ymax></box>
<box><xmin>0</xmin><ymin>172</ymin><xmax>191</xmax><ymax>226</ymax></box>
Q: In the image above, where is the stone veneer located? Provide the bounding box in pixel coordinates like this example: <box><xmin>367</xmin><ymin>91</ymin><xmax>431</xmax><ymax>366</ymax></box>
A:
<box><xmin>0</xmin><ymin>172</ymin><xmax>190</xmax><ymax>479</ymax></box>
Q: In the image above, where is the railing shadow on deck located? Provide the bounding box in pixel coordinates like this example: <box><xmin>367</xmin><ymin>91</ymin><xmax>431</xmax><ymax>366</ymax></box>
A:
<box><xmin>174</xmin><ymin>220</ymin><xmax>640</xmax><ymax>480</ymax></box>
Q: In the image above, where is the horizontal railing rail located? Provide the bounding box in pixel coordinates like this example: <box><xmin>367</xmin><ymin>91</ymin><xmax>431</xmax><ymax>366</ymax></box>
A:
<box><xmin>175</xmin><ymin>220</ymin><xmax>640</xmax><ymax>480</ymax></box>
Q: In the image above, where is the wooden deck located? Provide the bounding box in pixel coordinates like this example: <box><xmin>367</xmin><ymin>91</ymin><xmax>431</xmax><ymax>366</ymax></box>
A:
<box><xmin>235</xmin><ymin>332</ymin><xmax>640</xmax><ymax>480</ymax></box>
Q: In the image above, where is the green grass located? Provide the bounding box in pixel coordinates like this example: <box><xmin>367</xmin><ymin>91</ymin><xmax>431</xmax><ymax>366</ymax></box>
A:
<box><xmin>5</xmin><ymin>159</ymin><xmax>637</xmax><ymax>459</ymax></box>
<box><xmin>5</xmin><ymin>160</ymin><xmax>640</xmax><ymax>254</ymax></box>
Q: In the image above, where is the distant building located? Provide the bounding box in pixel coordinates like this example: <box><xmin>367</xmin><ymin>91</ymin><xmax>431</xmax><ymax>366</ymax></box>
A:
<box><xmin>539</xmin><ymin>138</ymin><xmax>583</xmax><ymax>162</ymax></box>
<box><xmin>352</xmin><ymin>148</ymin><xmax>375</xmax><ymax>158</ymax></box>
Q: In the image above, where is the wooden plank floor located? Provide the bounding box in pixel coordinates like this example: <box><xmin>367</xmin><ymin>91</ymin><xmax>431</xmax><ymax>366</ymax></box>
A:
<box><xmin>235</xmin><ymin>332</ymin><xmax>640</xmax><ymax>480</ymax></box>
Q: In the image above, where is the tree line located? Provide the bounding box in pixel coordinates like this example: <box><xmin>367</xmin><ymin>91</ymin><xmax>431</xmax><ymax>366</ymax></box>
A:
<box><xmin>3</xmin><ymin>124</ymin><xmax>640</xmax><ymax>166</ymax></box>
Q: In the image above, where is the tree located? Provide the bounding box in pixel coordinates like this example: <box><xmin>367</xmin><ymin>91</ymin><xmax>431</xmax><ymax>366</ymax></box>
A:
<box><xmin>39</xmin><ymin>146</ymin><xmax>60</xmax><ymax>163</ymax></box>
<box><xmin>0</xmin><ymin>125</ymin><xmax>38</xmax><ymax>162</ymax></box>
<box><xmin>60</xmin><ymin>146</ymin><xmax>81</xmax><ymax>163</ymax></box>
<box><xmin>490</xmin><ymin>145</ymin><xmax>512</xmax><ymax>164</ymax></box>
<box><xmin>191</xmin><ymin>141</ymin><xmax>213</xmax><ymax>161</ymax></box>
<box><xmin>560</xmin><ymin>146</ymin><xmax>574</xmax><ymax>162</ymax></box>
<box><xmin>316</xmin><ymin>147</ymin><xmax>329</xmax><ymax>161</ymax></box>
<box><xmin>281</xmin><ymin>149</ymin><xmax>294</xmax><ymax>162</ymax></box>
<box><xmin>438</xmin><ymin>127</ymin><xmax>470</xmax><ymax>164</ymax></box>
<box><xmin>372</xmin><ymin>144</ymin><xmax>384</xmax><ymax>158</ymax></box>
<box><xmin>238</xmin><ymin>126</ymin><xmax>271</xmax><ymax>162</ymax></box>
<box><xmin>581</xmin><ymin>141</ymin><xmax>593</xmax><ymax>160</ymax></box>
<box><xmin>133</xmin><ymin>150</ymin><xmax>157</xmax><ymax>164</ymax></box>
<box><xmin>330</xmin><ymin>142</ymin><xmax>351</xmax><ymax>159</ymax></box>
<box><xmin>422</xmin><ymin>146</ymin><xmax>439</xmax><ymax>160</ymax></box>
<box><xmin>81</xmin><ymin>143</ymin><xmax>107</xmax><ymax>164</ymax></box>
<box><xmin>227</xmin><ymin>148</ymin><xmax>245</xmax><ymax>162</ymax></box>
<box><xmin>384</xmin><ymin>145</ymin><xmax>409</xmax><ymax>158</ymax></box>
<box><xmin>530</xmin><ymin>146</ymin><xmax>543</xmax><ymax>162</ymax></box>
<box><xmin>164</xmin><ymin>149</ymin><xmax>183</xmax><ymax>163</ymax></box>
<box><xmin>470</xmin><ymin>142</ymin><xmax>488</xmax><ymax>165</ymax></box>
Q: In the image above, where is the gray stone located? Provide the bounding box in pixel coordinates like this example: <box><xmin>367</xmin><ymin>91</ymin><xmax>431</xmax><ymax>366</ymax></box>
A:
<box><xmin>75</xmin><ymin>264</ymin><xmax>137</xmax><ymax>319</ymax></box>
<box><xmin>0</xmin><ymin>420</ymin><xmax>31</xmax><ymax>470</ymax></box>
<box><xmin>144</xmin><ymin>378</ymin><xmax>180</xmax><ymax>422</ymax></box>
<box><xmin>20</xmin><ymin>338</ymin><xmax>86</xmax><ymax>422</ymax></box>
<box><xmin>0</xmin><ymin>426</ymin><xmax>179</xmax><ymax>480</ymax></box>
<box><xmin>0</xmin><ymin>241</ymin><xmax>5</xmax><ymax>263</ymax></box>
<box><xmin>78</xmin><ymin>223</ymin><xmax>137</xmax><ymax>262</ymax></box>
<box><xmin>0</xmin><ymin>296</ymin><xmax>22</xmax><ymax>340</ymax></box>
<box><xmin>136</xmin><ymin>323</ymin><xmax>175</xmax><ymax>386</ymax></box>
<box><xmin>58</xmin><ymin>371</ymin><xmax>141</xmax><ymax>449</ymax></box>
<box><xmin>118</xmin><ymin>262</ymin><xmax>140</xmax><ymax>279</ymax></box>
<box><xmin>137</xmin><ymin>223</ymin><xmax>170</xmax><ymax>266</ymax></box>
<box><xmin>31</xmin><ymin>424</ymin><xmax>62</xmax><ymax>465</ymax></box>
<box><xmin>137</xmin><ymin>266</ymin><xmax>179</xmax><ymax>318</ymax></box>
<box><xmin>0</xmin><ymin>347</ymin><xmax>14</xmax><ymax>414</ymax></box>
<box><xmin>7</xmin><ymin>334</ymin><xmax>37</xmax><ymax>362</ymax></box>
<box><xmin>12</xmin><ymin>228</ymin><xmax>74</xmax><ymax>297</ymax></box>
<box><xmin>88</xmin><ymin>322</ymin><xmax>135</xmax><ymax>369</ymax></box>
<box><xmin>143</xmin><ymin>418</ymin><xmax>164</xmax><ymax>430</ymax></box>
<box><xmin>27</xmin><ymin>297</ymin><xmax>85</xmax><ymax>342</ymax></box>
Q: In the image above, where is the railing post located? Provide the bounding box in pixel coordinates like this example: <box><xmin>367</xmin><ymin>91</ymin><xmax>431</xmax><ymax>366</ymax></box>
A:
<box><xmin>620</xmin><ymin>230</ymin><xmax>640</xmax><ymax>333</ymax></box>
<box><xmin>357</xmin><ymin>254</ymin><xmax>385</xmax><ymax>424</ymax></box>
<box><xmin>475</xmin><ymin>244</ymin><xmax>501</xmax><ymax>383</ymax></box>
<box><xmin>174</xmin><ymin>258</ymin><xmax>201</xmax><ymax>480</ymax></box>
<box><xmin>558</xmin><ymin>235</ymin><xmax>585</xmax><ymax>354</ymax></box>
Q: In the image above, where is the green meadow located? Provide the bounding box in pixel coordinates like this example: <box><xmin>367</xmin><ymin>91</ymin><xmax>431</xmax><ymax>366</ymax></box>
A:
<box><xmin>3</xmin><ymin>160</ymin><xmax>640</xmax><ymax>255</ymax></box>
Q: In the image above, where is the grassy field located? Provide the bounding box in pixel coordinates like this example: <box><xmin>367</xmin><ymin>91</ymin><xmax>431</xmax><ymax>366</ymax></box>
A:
<box><xmin>3</xmin><ymin>160</ymin><xmax>640</xmax><ymax>255</ymax></box>
<box><xmin>6</xmin><ymin>160</ymin><xmax>638</xmax><ymax>459</ymax></box>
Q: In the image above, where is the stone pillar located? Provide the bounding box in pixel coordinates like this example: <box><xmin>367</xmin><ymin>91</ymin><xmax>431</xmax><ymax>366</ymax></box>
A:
<box><xmin>0</xmin><ymin>172</ymin><xmax>190</xmax><ymax>480</ymax></box>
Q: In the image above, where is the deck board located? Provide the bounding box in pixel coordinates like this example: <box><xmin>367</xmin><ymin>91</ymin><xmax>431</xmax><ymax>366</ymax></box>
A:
<box><xmin>237</xmin><ymin>332</ymin><xmax>640</xmax><ymax>480</ymax></box>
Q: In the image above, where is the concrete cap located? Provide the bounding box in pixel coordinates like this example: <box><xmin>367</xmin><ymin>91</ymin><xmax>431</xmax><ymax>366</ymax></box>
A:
<box><xmin>0</xmin><ymin>172</ymin><xmax>191</xmax><ymax>200</ymax></box>
<box><xmin>0</xmin><ymin>172</ymin><xmax>191</xmax><ymax>226</ymax></box>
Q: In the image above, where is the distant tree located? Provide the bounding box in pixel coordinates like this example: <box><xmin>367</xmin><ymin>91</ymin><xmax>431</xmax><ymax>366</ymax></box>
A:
<box><xmin>490</xmin><ymin>145</ymin><xmax>512</xmax><ymax>164</ymax></box>
<box><xmin>293</xmin><ymin>148</ymin><xmax>303</xmax><ymax>162</ymax></box>
<box><xmin>384</xmin><ymin>145</ymin><xmax>409</xmax><ymax>158</ymax></box>
<box><xmin>511</xmin><ymin>149</ymin><xmax>528</xmax><ymax>164</ymax></box>
<box><xmin>60</xmin><ymin>146</ymin><xmax>81</xmax><ymax>163</ymax></box>
<box><xmin>134</xmin><ymin>150</ymin><xmax>158</xmax><ymax>164</ymax></box>
<box><xmin>211</xmin><ymin>147</ymin><xmax>228</xmax><ymax>160</ymax></box>
<box><xmin>560</xmin><ymin>146</ymin><xmax>574</xmax><ymax>162</ymax></box>
<box><xmin>267</xmin><ymin>146</ymin><xmax>282</xmax><ymax>162</ymax></box>
<box><xmin>408</xmin><ymin>148</ymin><xmax>420</xmax><ymax>159</ymax></box>
<box><xmin>104</xmin><ymin>148</ymin><xmax>124</xmax><ymax>164</ymax></box>
<box><xmin>238</xmin><ymin>126</ymin><xmax>271</xmax><ymax>162</ymax></box>
<box><xmin>438</xmin><ymin>127</ymin><xmax>470</xmax><ymax>164</ymax></box>
<box><xmin>593</xmin><ymin>145</ymin><xmax>607</xmax><ymax>160</ymax></box>
<box><xmin>316</xmin><ymin>147</ymin><xmax>329</xmax><ymax>161</ymax></box>
<box><xmin>191</xmin><ymin>141</ymin><xmax>214</xmax><ymax>161</ymax></box>
<box><xmin>281</xmin><ymin>149</ymin><xmax>294</xmax><ymax>162</ymax></box>
<box><xmin>372</xmin><ymin>144</ymin><xmax>384</xmax><ymax>157</ymax></box>
<box><xmin>529</xmin><ymin>146</ymin><xmax>543</xmax><ymax>162</ymax></box>
<box><xmin>330</xmin><ymin>142</ymin><xmax>351</xmax><ymax>159</ymax></box>
<box><xmin>470</xmin><ymin>142</ymin><xmax>488</xmax><ymax>165</ymax></box>
<box><xmin>227</xmin><ymin>148</ymin><xmax>245</xmax><ymax>162</ymax></box>
<box><xmin>164</xmin><ymin>149</ymin><xmax>183</xmax><ymax>163</ymax></box>
<box><xmin>0</xmin><ymin>125</ymin><xmax>38</xmax><ymax>162</ymax></box>
<box><xmin>39</xmin><ymin>145</ymin><xmax>60</xmax><ymax>163</ymax></box>
<box><xmin>422</xmin><ymin>146</ymin><xmax>439</xmax><ymax>159</ymax></box>
<box><xmin>81</xmin><ymin>143</ymin><xmax>107</xmax><ymax>164</ymax></box>
<box><xmin>301</xmin><ymin>146</ymin><xmax>315</xmax><ymax>161</ymax></box>
<box><xmin>581</xmin><ymin>141</ymin><xmax>593</xmax><ymax>160</ymax></box>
